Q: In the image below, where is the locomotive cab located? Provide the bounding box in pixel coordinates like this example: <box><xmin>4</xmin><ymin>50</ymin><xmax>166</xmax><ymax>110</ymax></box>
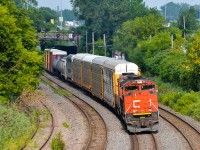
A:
<box><xmin>117</xmin><ymin>73</ymin><xmax>159</xmax><ymax>133</ymax></box>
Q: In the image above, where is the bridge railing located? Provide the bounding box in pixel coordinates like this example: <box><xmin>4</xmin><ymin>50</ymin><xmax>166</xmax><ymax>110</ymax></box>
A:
<box><xmin>36</xmin><ymin>32</ymin><xmax>80</xmax><ymax>46</ymax></box>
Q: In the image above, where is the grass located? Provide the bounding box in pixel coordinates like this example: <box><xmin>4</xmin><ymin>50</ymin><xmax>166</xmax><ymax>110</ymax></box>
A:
<box><xmin>62</xmin><ymin>122</ymin><xmax>69</xmax><ymax>128</ymax></box>
<box><xmin>50</xmin><ymin>132</ymin><xmax>65</xmax><ymax>150</ymax></box>
<box><xmin>0</xmin><ymin>104</ymin><xmax>36</xmax><ymax>150</ymax></box>
<box><xmin>52</xmin><ymin>88</ymin><xmax>71</xmax><ymax>97</ymax></box>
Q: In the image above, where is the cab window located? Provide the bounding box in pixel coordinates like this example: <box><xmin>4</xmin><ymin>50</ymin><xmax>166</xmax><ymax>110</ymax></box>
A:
<box><xmin>142</xmin><ymin>85</ymin><xmax>155</xmax><ymax>90</ymax></box>
<box><xmin>125</xmin><ymin>86</ymin><xmax>139</xmax><ymax>91</ymax></box>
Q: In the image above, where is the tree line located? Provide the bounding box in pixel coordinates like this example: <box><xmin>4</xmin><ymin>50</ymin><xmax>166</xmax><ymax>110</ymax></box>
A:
<box><xmin>72</xmin><ymin>0</ymin><xmax>200</xmax><ymax>91</ymax></box>
<box><xmin>1</xmin><ymin>0</ymin><xmax>200</xmax><ymax>103</ymax></box>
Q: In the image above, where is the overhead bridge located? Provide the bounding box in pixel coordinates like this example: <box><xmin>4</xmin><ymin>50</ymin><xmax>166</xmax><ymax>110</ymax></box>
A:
<box><xmin>37</xmin><ymin>32</ymin><xmax>80</xmax><ymax>46</ymax></box>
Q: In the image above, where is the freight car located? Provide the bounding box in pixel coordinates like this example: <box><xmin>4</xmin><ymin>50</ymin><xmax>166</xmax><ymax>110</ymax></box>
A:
<box><xmin>44</xmin><ymin>49</ymin><xmax>159</xmax><ymax>133</ymax></box>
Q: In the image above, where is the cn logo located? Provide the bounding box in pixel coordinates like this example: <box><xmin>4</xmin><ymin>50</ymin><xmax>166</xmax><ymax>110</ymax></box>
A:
<box><xmin>133</xmin><ymin>100</ymin><xmax>141</xmax><ymax>108</ymax></box>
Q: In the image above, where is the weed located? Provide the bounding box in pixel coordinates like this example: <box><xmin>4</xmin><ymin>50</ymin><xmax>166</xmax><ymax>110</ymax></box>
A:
<box><xmin>52</xmin><ymin>88</ymin><xmax>71</xmax><ymax>97</ymax></box>
<box><xmin>62</xmin><ymin>122</ymin><xmax>69</xmax><ymax>128</ymax></box>
<box><xmin>50</xmin><ymin>132</ymin><xmax>65</xmax><ymax>150</ymax></box>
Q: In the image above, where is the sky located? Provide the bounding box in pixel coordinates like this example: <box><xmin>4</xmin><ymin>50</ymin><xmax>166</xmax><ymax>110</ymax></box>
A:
<box><xmin>143</xmin><ymin>0</ymin><xmax>200</xmax><ymax>9</ymax></box>
<box><xmin>37</xmin><ymin>0</ymin><xmax>72</xmax><ymax>10</ymax></box>
<box><xmin>37</xmin><ymin>0</ymin><xmax>200</xmax><ymax>10</ymax></box>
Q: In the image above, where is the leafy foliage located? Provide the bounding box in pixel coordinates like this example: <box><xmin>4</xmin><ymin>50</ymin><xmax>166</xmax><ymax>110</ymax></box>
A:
<box><xmin>177</xmin><ymin>7</ymin><xmax>198</xmax><ymax>37</ymax></box>
<box><xmin>71</xmin><ymin>0</ymin><xmax>150</xmax><ymax>52</ymax></box>
<box><xmin>160</xmin><ymin>2</ymin><xmax>190</xmax><ymax>21</ymax></box>
<box><xmin>186</xmin><ymin>31</ymin><xmax>200</xmax><ymax>90</ymax></box>
<box><xmin>94</xmin><ymin>38</ymin><xmax>106</xmax><ymax>56</ymax></box>
<box><xmin>173</xmin><ymin>92</ymin><xmax>199</xmax><ymax>114</ymax></box>
<box><xmin>62</xmin><ymin>9</ymin><xmax>76</xmax><ymax>21</ymax></box>
<box><xmin>113</xmin><ymin>14</ymin><xmax>164</xmax><ymax>65</ymax></box>
<box><xmin>152</xmin><ymin>77</ymin><xmax>200</xmax><ymax>121</ymax></box>
<box><xmin>0</xmin><ymin>1</ymin><xmax>43</xmax><ymax>102</ymax></box>
<box><xmin>28</xmin><ymin>7</ymin><xmax>58</xmax><ymax>32</ymax></box>
<box><xmin>13</xmin><ymin>0</ymin><xmax>38</xmax><ymax>8</ymax></box>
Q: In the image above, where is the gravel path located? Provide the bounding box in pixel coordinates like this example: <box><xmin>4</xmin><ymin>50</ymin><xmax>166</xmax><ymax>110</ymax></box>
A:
<box><xmin>39</xmin><ymin>83</ymin><xmax>87</xmax><ymax>150</ymax></box>
<box><xmin>155</xmin><ymin>117</ymin><xmax>190</xmax><ymax>150</ymax></box>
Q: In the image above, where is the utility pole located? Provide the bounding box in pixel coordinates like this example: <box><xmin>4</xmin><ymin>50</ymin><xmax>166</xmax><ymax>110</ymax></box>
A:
<box><xmin>98</xmin><ymin>34</ymin><xmax>112</xmax><ymax>56</ymax></box>
<box><xmin>165</xmin><ymin>4</ymin><xmax>167</xmax><ymax>20</ymax></box>
<box><xmin>86</xmin><ymin>31</ymin><xmax>88</xmax><ymax>53</ymax></box>
<box><xmin>92</xmin><ymin>32</ymin><xmax>94</xmax><ymax>54</ymax></box>
<box><xmin>26</xmin><ymin>0</ymin><xmax>28</xmax><ymax>10</ymax></box>
<box><xmin>103</xmin><ymin>34</ymin><xmax>106</xmax><ymax>56</ymax></box>
<box><xmin>60</xmin><ymin>0</ymin><xmax>63</xmax><ymax>30</ymax></box>
<box><xmin>183</xmin><ymin>16</ymin><xmax>186</xmax><ymax>39</ymax></box>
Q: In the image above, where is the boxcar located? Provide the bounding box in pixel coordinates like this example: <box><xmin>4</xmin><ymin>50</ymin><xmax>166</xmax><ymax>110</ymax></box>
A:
<box><xmin>91</xmin><ymin>57</ymin><xmax>110</xmax><ymax>100</ymax></box>
<box><xmin>72</xmin><ymin>53</ymin><xmax>90</xmax><ymax>86</ymax></box>
<box><xmin>82</xmin><ymin>55</ymin><xmax>102</xmax><ymax>91</ymax></box>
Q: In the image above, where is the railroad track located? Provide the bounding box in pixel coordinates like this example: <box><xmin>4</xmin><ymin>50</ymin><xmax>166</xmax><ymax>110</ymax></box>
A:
<box><xmin>20</xmin><ymin>101</ymin><xmax>54</xmax><ymax>150</ymax></box>
<box><xmin>42</xmin><ymin>73</ymin><xmax>107</xmax><ymax>150</ymax></box>
<box><xmin>131</xmin><ymin>133</ymin><xmax>158</xmax><ymax>150</ymax></box>
<box><xmin>159</xmin><ymin>106</ymin><xmax>200</xmax><ymax>150</ymax></box>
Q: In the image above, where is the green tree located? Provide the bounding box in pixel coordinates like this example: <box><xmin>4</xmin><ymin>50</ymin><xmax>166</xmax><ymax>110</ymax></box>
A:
<box><xmin>28</xmin><ymin>7</ymin><xmax>58</xmax><ymax>32</ymax></box>
<box><xmin>13</xmin><ymin>0</ymin><xmax>38</xmax><ymax>8</ymax></box>
<box><xmin>187</xmin><ymin>31</ymin><xmax>200</xmax><ymax>90</ymax></box>
<box><xmin>0</xmin><ymin>1</ymin><xmax>43</xmax><ymax>102</ymax></box>
<box><xmin>62</xmin><ymin>9</ymin><xmax>76</xmax><ymax>21</ymax></box>
<box><xmin>178</xmin><ymin>7</ymin><xmax>198</xmax><ymax>37</ymax></box>
<box><xmin>94</xmin><ymin>38</ymin><xmax>105</xmax><ymax>56</ymax></box>
<box><xmin>71</xmin><ymin>0</ymin><xmax>148</xmax><ymax>48</ymax></box>
<box><xmin>160</xmin><ymin>2</ymin><xmax>190</xmax><ymax>21</ymax></box>
<box><xmin>112</xmin><ymin>14</ymin><xmax>164</xmax><ymax>62</ymax></box>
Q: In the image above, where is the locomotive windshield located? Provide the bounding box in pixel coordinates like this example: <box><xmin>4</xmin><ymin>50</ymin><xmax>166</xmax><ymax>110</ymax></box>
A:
<box><xmin>142</xmin><ymin>84</ymin><xmax>155</xmax><ymax>90</ymax></box>
<box><xmin>125</xmin><ymin>86</ymin><xmax>139</xmax><ymax>91</ymax></box>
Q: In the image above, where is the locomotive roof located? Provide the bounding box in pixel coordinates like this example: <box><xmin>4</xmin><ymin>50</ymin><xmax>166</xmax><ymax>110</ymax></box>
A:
<box><xmin>119</xmin><ymin>75</ymin><xmax>153</xmax><ymax>87</ymax></box>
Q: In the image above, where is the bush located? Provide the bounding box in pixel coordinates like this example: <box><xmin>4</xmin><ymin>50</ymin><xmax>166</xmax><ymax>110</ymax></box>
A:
<box><xmin>160</xmin><ymin>91</ymin><xmax>183</xmax><ymax>107</ymax></box>
<box><xmin>187</xmin><ymin>103</ymin><xmax>200</xmax><ymax>121</ymax></box>
<box><xmin>173</xmin><ymin>92</ymin><xmax>199</xmax><ymax>114</ymax></box>
<box><xmin>150</xmin><ymin>76</ymin><xmax>200</xmax><ymax>122</ymax></box>
<box><xmin>50</xmin><ymin>132</ymin><xmax>65</xmax><ymax>150</ymax></box>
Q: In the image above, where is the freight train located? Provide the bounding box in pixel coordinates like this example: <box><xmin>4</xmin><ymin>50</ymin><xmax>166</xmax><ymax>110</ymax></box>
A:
<box><xmin>44</xmin><ymin>48</ymin><xmax>159</xmax><ymax>133</ymax></box>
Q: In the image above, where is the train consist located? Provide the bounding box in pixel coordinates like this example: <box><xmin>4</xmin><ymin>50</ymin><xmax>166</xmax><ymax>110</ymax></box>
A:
<box><xmin>44</xmin><ymin>48</ymin><xmax>159</xmax><ymax>133</ymax></box>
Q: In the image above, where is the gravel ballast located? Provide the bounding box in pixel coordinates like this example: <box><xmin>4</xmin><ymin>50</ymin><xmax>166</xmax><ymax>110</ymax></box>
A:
<box><xmin>37</xmin><ymin>75</ymin><xmax>200</xmax><ymax>150</ymax></box>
